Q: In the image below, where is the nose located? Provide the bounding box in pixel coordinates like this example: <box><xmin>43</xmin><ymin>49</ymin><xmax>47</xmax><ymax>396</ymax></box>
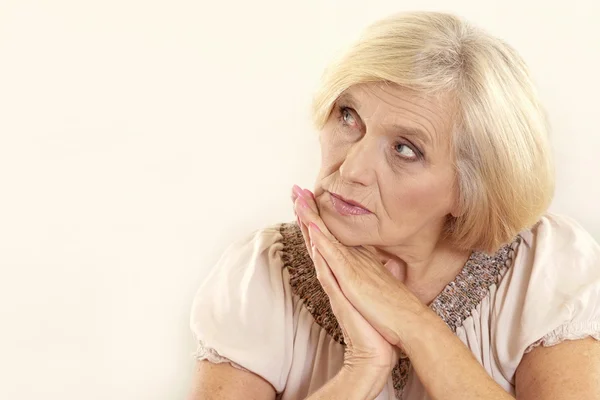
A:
<box><xmin>339</xmin><ymin>136</ymin><xmax>378</xmax><ymax>187</ymax></box>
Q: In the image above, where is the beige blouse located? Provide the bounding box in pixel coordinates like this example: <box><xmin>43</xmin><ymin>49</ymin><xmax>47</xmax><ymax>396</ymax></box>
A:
<box><xmin>189</xmin><ymin>213</ymin><xmax>600</xmax><ymax>399</ymax></box>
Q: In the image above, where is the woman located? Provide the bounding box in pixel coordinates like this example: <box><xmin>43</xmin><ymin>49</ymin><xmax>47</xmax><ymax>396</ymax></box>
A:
<box><xmin>188</xmin><ymin>11</ymin><xmax>600</xmax><ymax>400</ymax></box>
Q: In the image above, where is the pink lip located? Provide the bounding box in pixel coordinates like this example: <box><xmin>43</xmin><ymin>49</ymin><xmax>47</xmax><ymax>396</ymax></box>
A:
<box><xmin>329</xmin><ymin>192</ymin><xmax>371</xmax><ymax>216</ymax></box>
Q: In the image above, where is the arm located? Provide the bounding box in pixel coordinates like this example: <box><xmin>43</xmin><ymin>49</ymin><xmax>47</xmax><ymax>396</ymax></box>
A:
<box><xmin>515</xmin><ymin>337</ymin><xmax>600</xmax><ymax>399</ymax></box>
<box><xmin>306</xmin><ymin>366</ymin><xmax>388</xmax><ymax>400</ymax></box>
<box><xmin>188</xmin><ymin>360</ymin><xmax>275</xmax><ymax>400</ymax></box>
<box><xmin>402</xmin><ymin>310</ymin><xmax>513</xmax><ymax>400</ymax></box>
<box><xmin>398</xmin><ymin>311</ymin><xmax>600</xmax><ymax>400</ymax></box>
<box><xmin>188</xmin><ymin>227</ymin><xmax>294</xmax><ymax>399</ymax></box>
<box><xmin>189</xmin><ymin>360</ymin><xmax>386</xmax><ymax>400</ymax></box>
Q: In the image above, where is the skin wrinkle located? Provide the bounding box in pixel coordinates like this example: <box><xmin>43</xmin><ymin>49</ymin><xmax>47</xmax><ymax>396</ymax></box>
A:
<box><xmin>315</xmin><ymin>82</ymin><xmax>469</xmax><ymax>302</ymax></box>
<box><xmin>362</xmin><ymin>85</ymin><xmax>443</xmax><ymax>149</ymax></box>
<box><xmin>373</xmin><ymin>83</ymin><xmax>455</xmax><ymax>137</ymax></box>
<box><xmin>338</xmin><ymin>90</ymin><xmax>440</xmax><ymax>151</ymax></box>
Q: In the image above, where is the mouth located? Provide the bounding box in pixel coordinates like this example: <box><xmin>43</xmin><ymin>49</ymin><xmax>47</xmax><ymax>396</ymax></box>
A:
<box><xmin>328</xmin><ymin>191</ymin><xmax>372</xmax><ymax>216</ymax></box>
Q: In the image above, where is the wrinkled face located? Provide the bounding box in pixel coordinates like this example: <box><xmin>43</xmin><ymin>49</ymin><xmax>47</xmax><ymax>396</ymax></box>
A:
<box><xmin>314</xmin><ymin>82</ymin><xmax>458</xmax><ymax>248</ymax></box>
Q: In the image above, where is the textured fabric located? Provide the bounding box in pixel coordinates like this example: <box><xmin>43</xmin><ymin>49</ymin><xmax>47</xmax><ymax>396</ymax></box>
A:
<box><xmin>189</xmin><ymin>213</ymin><xmax>600</xmax><ymax>399</ymax></box>
<box><xmin>278</xmin><ymin>222</ymin><xmax>520</xmax><ymax>398</ymax></box>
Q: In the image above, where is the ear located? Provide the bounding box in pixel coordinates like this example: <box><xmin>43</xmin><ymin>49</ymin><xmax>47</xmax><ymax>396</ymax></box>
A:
<box><xmin>450</xmin><ymin>202</ymin><xmax>462</xmax><ymax>218</ymax></box>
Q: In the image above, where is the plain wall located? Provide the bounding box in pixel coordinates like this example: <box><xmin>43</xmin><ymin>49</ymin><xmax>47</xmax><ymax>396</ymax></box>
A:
<box><xmin>0</xmin><ymin>0</ymin><xmax>598</xmax><ymax>399</ymax></box>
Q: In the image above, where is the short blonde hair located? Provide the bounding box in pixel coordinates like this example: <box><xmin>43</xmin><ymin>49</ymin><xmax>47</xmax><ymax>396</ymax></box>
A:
<box><xmin>311</xmin><ymin>11</ymin><xmax>554</xmax><ymax>253</ymax></box>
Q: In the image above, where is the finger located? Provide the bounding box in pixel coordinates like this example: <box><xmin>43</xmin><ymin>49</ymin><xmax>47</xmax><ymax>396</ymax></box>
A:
<box><xmin>292</xmin><ymin>186</ymin><xmax>319</xmax><ymax>223</ymax></box>
<box><xmin>311</xmin><ymin>243</ymin><xmax>352</xmax><ymax>317</ymax></box>
<box><xmin>291</xmin><ymin>187</ymin><xmax>300</xmax><ymax>217</ymax></box>
<box><xmin>299</xmin><ymin>218</ymin><xmax>312</xmax><ymax>255</ymax></box>
<box><xmin>292</xmin><ymin>185</ymin><xmax>318</xmax><ymax>215</ymax></box>
<box><xmin>302</xmin><ymin>189</ymin><xmax>318</xmax><ymax>213</ymax></box>
<box><xmin>293</xmin><ymin>205</ymin><xmax>313</xmax><ymax>258</ymax></box>
<box><xmin>291</xmin><ymin>185</ymin><xmax>306</xmax><ymax>206</ymax></box>
<box><xmin>308</xmin><ymin>222</ymin><xmax>348</xmax><ymax>278</ymax></box>
<box><xmin>303</xmin><ymin>188</ymin><xmax>315</xmax><ymax>201</ymax></box>
<box><xmin>295</xmin><ymin>196</ymin><xmax>338</xmax><ymax>243</ymax></box>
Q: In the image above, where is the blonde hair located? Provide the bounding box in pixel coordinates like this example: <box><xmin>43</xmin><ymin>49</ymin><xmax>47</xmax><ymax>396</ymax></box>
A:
<box><xmin>311</xmin><ymin>11</ymin><xmax>555</xmax><ymax>253</ymax></box>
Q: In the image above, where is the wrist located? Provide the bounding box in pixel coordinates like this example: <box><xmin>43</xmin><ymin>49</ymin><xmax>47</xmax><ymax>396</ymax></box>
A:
<box><xmin>394</xmin><ymin>306</ymin><xmax>444</xmax><ymax>357</ymax></box>
<box><xmin>339</xmin><ymin>365</ymin><xmax>388</xmax><ymax>400</ymax></box>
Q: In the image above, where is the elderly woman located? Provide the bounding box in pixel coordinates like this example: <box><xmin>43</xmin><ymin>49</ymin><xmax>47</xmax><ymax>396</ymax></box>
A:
<box><xmin>188</xmin><ymin>11</ymin><xmax>600</xmax><ymax>400</ymax></box>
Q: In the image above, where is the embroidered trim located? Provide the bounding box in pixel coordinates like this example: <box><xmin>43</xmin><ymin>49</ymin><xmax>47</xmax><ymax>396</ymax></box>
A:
<box><xmin>280</xmin><ymin>222</ymin><xmax>346</xmax><ymax>344</ymax></box>
<box><xmin>429</xmin><ymin>238</ymin><xmax>520</xmax><ymax>331</ymax></box>
<box><xmin>194</xmin><ymin>340</ymin><xmax>250</xmax><ymax>373</ymax></box>
<box><xmin>279</xmin><ymin>221</ymin><xmax>520</xmax><ymax>399</ymax></box>
<box><xmin>524</xmin><ymin>321</ymin><xmax>600</xmax><ymax>353</ymax></box>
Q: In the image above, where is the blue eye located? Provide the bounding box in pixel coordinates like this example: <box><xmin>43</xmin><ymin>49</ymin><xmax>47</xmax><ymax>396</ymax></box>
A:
<box><xmin>395</xmin><ymin>143</ymin><xmax>418</xmax><ymax>160</ymax></box>
<box><xmin>339</xmin><ymin>106</ymin><xmax>356</xmax><ymax>126</ymax></box>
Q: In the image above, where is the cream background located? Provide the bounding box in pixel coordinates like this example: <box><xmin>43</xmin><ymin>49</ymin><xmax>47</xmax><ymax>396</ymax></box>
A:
<box><xmin>0</xmin><ymin>1</ymin><xmax>598</xmax><ymax>399</ymax></box>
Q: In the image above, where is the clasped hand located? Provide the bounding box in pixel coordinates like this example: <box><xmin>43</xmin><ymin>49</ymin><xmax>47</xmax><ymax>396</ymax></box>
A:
<box><xmin>291</xmin><ymin>185</ymin><xmax>429</xmax><ymax>385</ymax></box>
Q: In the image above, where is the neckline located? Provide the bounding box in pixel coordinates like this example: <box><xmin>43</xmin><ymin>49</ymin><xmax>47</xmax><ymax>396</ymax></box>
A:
<box><xmin>280</xmin><ymin>221</ymin><xmax>521</xmax><ymax>337</ymax></box>
<box><xmin>429</xmin><ymin>238</ymin><xmax>520</xmax><ymax>330</ymax></box>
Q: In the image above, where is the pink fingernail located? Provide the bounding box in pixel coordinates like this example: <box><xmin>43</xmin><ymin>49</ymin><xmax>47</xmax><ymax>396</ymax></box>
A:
<box><xmin>298</xmin><ymin>196</ymin><xmax>309</xmax><ymax>208</ymax></box>
<box><xmin>292</xmin><ymin>185</ymin><xmax>303</xmax><ymax>198</ymax></box>
<box><xmin>309</xmin><ymin>222</ymin><xmax>320</xmax><ymax>232</ymax></box>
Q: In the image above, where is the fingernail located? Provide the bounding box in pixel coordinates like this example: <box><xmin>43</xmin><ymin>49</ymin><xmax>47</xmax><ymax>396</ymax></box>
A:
<box><xmin>298</xmin><ymin>196</ymin><xmax>309</xmax><ymax>208</ymax></box>
<box><xmin>309</xmin><ymin>222</ymin><xmax>320</xmax><ymax>232</ymax></box>
<box><xmin>292</xmin><ymin>185</ymin><xmax>303</xmax><ymax>198</ymax></box>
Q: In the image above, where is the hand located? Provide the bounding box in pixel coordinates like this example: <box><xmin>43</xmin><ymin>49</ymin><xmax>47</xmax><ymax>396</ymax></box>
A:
<box><xmin>291</xmin><ymin>185</ymin><xmax>430</xmax><ymax>356</ymax></box>
<box><xmin>291</xmin><ymin>185</ymin><xmax>402</xmax><ymax>385</ymax></box>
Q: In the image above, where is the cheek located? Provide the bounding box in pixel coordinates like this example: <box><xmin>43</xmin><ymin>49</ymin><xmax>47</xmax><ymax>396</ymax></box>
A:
<box><xmin>388</xmin><ymin>171</ymin><xmax>456</xmax><ymax>217</ymax></box>
<box><xmin>319</xmin><ymin>128</ymin><xmax>350</xmax><ymax>166</ymax></box>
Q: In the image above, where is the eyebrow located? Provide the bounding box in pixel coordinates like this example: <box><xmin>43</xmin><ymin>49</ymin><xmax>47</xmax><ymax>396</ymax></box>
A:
<box><xmin>389</xmin><ymin>124</ymin><xmax>432</xmax><ymax>148</ymax></box>
<box><xmin>336</xmin><ymin>92</ymin><xmax>433</xmax><ymax>147</ymax></box>
<box><xmin>337</xmin><ymin>92</ymin><xmax>359</xmax><ymax>109</ymax></box>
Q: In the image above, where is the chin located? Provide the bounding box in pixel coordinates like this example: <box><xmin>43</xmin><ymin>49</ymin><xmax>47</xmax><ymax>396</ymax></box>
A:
<box><xmin>319</xmin><ymin>205</ymin><xmax>374</xmax><ymax>247</ymax></box>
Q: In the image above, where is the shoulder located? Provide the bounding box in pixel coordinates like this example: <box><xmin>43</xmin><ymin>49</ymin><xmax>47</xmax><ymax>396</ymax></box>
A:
<box><xmin>222</xmin><ymin>222</ymin><xmax>287</xmax><ymax>258</ymax></box>
<box><xmin>189</xmin><ymin>221</ymin><xmax>298</xmax><ymax>392</ymax></box>
<box><xmin>191</xmin><ymin>222</ymin><xmax>295</xmax><ymax>305</ymax></box>
<box><xmin>503</xmin><ymin>212</ymin><xmax>600</xmax><ymax>319</ymax></box>
<box><xmin>520</xmin><ymin>212</ymin><xmax>599</xmax><ymax>255</ymax></box>
<box><xmin>193</xmin><ymin>221</ymin><xmax>311</xmax><ymax>305</ymax></box>
<box><xmin>201</xmin><ymin>222</ymin><xmax>288</xmax><ymax>280</ymax></box>
<box><xmin>515</xmin><ymin>212</ymin><xmax>600</xmax><ymax>294</ymax></box>
<box><xmin>492</xmin><ymin>213</ymin><xmax>600</xmax><ymax>379</ymax></box>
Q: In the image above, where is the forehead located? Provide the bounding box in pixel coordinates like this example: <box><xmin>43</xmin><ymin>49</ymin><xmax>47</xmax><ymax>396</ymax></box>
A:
<box><xmin>337</xmin><ymin>82</ymin><xmax>455</xmax><ymax>142</ymax></box>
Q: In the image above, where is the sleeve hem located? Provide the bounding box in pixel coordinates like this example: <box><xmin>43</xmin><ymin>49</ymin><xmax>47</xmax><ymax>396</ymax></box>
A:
<box><xmin>193</xmin><ymin>340</ymin><xmax>250</xmax><ymax>373</ymax></box>
<box><xmin>524</xmin><ymin>321</ymin><xmax>600</xmax><ymax>353</ymax></box>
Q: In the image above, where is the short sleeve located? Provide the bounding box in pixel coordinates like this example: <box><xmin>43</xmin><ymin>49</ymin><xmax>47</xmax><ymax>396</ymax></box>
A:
<box><xmin>189</xmin><ymin>224</ymin><xmax>294</xmax><ymax>393</ymax></box>
<box><xmin>493</xmin><ymin>213</ymin><xmax>600</xmax><ymax>380</ymax></box>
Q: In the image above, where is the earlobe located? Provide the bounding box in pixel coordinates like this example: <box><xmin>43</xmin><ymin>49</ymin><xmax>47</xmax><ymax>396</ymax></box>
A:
<box><xmin>450</xmin><ymin>202</ymin><xmax>464</xmax><ymax>218</ymax></box>
<box><xmin>450</xmin><ymin>205</ymin><xmax>461</xmax><ymax>218</ymax></box>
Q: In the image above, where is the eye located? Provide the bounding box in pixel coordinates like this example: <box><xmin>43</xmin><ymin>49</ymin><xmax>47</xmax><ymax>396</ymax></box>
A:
<box><xmin>395</xmin><ymin>143</ymin><xmax>418</xmax><ymax>160</ymax></box>
<box><xmin>339</xmin><ymin>106</ymin><xmax>357</xmax><ymax>127</ymax></box>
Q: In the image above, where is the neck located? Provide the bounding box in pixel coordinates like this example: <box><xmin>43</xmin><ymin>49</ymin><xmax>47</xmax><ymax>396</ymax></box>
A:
<box><xmin>365</xmin><ymin>233</ymin><xmax>471</xmax><ymax>304</ymax></box>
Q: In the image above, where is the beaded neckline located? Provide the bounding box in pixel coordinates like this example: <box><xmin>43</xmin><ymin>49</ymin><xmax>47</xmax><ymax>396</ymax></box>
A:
<box><xmin>279</xmin><ymin>222</ymin><xmax>521</xmax><ymax>399</ymax></box>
